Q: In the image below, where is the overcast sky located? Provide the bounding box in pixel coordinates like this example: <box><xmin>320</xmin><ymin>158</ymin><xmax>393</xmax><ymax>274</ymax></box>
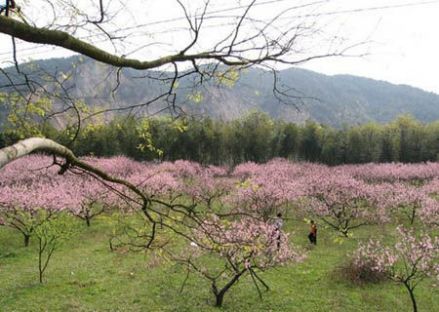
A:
<box><xmin>0</xmin><ymin>0</ymin><xmax>438</xmax><ymax>93</ymax></box>
<box><xmin>302</xmin><ymin>0</ymin><xmax>439</xmax><ymax>94</ymax></box>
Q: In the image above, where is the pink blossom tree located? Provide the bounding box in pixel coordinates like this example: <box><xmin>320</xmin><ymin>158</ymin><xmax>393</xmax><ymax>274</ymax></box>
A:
<box><xmin>0</xmin><ymin>178</ymin><xmax>77</xmax><ymax>246</ymax></box>
<box><xmin>341</xmin><ymin>162</ymin><xmax>439</xmax><ymax>183</ymax></box>
<box><xmin>419</xmin><ymin>198</ymin><xmax>439</xmax><ymax>227</ymax></box>
<box><xmin>59</xmin><ymin>174</ymin><xmax>110</xmax><ymax>227</ymax></box>
<box><xmin>233</xmin><ymin>177</ymin><xmax>302</xmax><ymax>220</ymax></box>
<box><xmin>353</xmin><ymin>226</ymin><xmax>439</xmax><ymax>312</ymax></box>
<box><xmin>232</xmin><ymin>159</ymin><xmax>305</xmax><ymax>220</ymax></box>
<box><xmin>183</xmin><ymin>173</ymin><xmax>233</xmax><ymax>212</ymax></box>
<box><xmin>81</xmin><ymin>156</ymin><xmax>146</xmax><ymax>179</ymax></box>
<box><xmin>303</xmin><ymin>173</ymin><xmax>378</xmax><ymax>236</ymax></box>
<box><xmin>0</xmin><ymin>155</ymin><xmax>59</xmax><ymax>187</ymax></box>
<box><xmin>419</xmin><ymin>178</ymin><xmax>439</xmax><ymax>226</ymax></box>
<box><xmin>176</xmin><ymin>216</ymin><xmax>304</xmax><ymax>307</ymax></box>
<box><xmin>0</xmin><ymin>155</ymin><xmax>143</xmax><ymax>241</ymax></box>
<box><xmin>375</xmin><ymin>183</ymin><xmax>429</xmax><ymax>225</ymax></box>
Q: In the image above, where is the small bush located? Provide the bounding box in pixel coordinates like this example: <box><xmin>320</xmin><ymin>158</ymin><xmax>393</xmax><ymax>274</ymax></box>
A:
<box><xmin>339</xmin><ymin>240</ymin><xmax>390</xmax><ymax>285</ymax></box>
<box><xmin>339</xmin><ymin>258</ymin><xmax>388</xmax><ymax>285</ymax></box>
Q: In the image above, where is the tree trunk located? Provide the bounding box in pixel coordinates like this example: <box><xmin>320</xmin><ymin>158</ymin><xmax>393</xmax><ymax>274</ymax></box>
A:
<box><xmin>404</xmin><ymin>282</ymin><xmax>417</xmax><ymax>312</ymax></box>
<box><xmin>215</xmin><ymin>291</ymin><xmax>225</xmax><ymax>307</ymax></box>
<box><xmin>24</xmin><ymin>234</ymin><xmax>30</xmax><ymax>247</ymax></box>
<box><xmin>410</xmin><ymin>209</ymin><xmax>416</xmax><ymax>225</ymax></box>
<box><xmin>211</xmin><ymin>270</ymin><xmax>246</xmax><ymax>307</ymax></box>
<box><xmin>38</xmin><ymin>238</ymin><xmax>43</xmax><ymax>283</ymax></box>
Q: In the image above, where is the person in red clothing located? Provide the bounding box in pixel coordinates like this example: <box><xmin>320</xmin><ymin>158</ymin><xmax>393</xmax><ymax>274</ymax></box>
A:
<box><xmin>308</xmin><ymin>220</ymin><xmax>317</xmax><ymax>245</ymax></box>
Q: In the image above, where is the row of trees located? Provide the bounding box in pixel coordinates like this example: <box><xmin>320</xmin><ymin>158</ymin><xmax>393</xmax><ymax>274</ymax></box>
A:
<box><xmin>3</xmin><ymin>112</ymin><xmax>436</xmax><ymax>165</ymax></box>
<box><xmin>0</xmin><ymin>156</ymin><xmax>305</xmax><ymax>306</ymax></box>
<box><xmin>1</xmin><ymin>156</ymin><xmax>439</xmax><ymax>308</ymax></box>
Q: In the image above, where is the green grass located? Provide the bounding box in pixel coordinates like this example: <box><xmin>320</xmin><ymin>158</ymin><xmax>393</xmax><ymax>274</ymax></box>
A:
<box><xmin>1</xmin><ymin>216</ymin><xmax>438</xmax><ymax>312</ymax></box>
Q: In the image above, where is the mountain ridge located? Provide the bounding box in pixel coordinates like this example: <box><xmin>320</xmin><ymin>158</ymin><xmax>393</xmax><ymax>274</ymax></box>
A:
<box><xmin>1</xmin><ymin>55</ymin><xmax>438</xmax><ymax>127</ymax></box>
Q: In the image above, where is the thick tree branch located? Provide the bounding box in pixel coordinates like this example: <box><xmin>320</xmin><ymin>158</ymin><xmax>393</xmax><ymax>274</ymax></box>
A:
<box><xmin>0</xmin><ymin>16</ymin><xmax>237</xmax><ymax>70</ymax></box>
<box><xmin>0</xmin><ymin>137</ymin><xmax>74</xmax><ymax>169</ymax></box>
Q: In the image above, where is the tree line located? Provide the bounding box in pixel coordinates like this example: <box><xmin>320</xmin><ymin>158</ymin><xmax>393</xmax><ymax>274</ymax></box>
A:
<box><xmin>2</xmin><ymin>111</ymin><xmax>439</xmax><ymax>165</ymax></box>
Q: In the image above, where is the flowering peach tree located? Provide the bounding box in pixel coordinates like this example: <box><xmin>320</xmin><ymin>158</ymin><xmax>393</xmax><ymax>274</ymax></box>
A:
<box><xmin>175</xmin><ymin>216</ymin><xmax>304</xmax><ymax>307</ymax></box>
<box><xmin>353</xmin><ymin>226</ymin><xmax>439</xmax><ymax>312</ymax></box>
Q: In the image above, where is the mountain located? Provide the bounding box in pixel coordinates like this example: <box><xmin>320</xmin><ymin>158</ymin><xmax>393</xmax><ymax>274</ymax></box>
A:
<box><xmin>1</xmin><ymin>55</ymin><xmax>439</xmax><ymax>127</ymax></box>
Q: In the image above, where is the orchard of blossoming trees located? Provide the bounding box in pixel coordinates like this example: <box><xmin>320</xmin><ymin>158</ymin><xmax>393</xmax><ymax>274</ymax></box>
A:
<box><xmin>1</xmin><ymin>156</ymin><xmax>439</xmax><ymax>309</ymax></box>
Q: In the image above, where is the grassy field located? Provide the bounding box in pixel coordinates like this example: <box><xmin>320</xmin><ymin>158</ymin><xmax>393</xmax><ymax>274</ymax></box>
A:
<box><xmin>1</xmin><ymin>215</ymin><xmax>438</xmax><ymax>312</ymax></box>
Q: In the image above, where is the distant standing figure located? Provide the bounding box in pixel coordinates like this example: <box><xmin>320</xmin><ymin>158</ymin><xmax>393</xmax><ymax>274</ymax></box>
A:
<box><xmin>308</xmin><ymin>220</ymin><xmax>317</xmax><ymax>245</ymax></box>
<box><xmin>273</xmin><ymin>212</ymin><xmax>283</xmax><ymax>249</ymax></box>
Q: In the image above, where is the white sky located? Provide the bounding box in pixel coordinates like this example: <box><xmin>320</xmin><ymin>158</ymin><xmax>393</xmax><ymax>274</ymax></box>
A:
<box><xmin>302</xmin><ymin>0</ymin><xmax>439</xmax><ymax>94</ymax></box>
<box><xmin>0</xmin><ymin>0</ymin><xmax>438</xmax><ymax>93</ymax></box>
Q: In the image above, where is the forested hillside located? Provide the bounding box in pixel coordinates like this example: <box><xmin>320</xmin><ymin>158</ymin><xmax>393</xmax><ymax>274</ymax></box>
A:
<box><xmin>1</xmin><ymin>56</ymin><xmax>439</xmax><ymax>127</ymax></box>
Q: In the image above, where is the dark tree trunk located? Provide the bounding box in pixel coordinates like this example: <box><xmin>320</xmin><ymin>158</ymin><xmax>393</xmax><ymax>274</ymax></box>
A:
<box><xmin>215</xmin><ymin>291</ymin><xmax>225</xmax><ymax>307</ymax></box>
<box><xmin>410</xmin><ymin>209</ymin><xmax>416</xmax><ymax>225</ymax></box>
<box><xmin>211</xmin><ymin>269</ymin><xmax>246</xmax><ymax>307</ymax></box>
<box><xmin>404</xmin><ymin>282</ymin><xmax>417</xmax><ymax>312</ymax></box>
<box><xmin>24</xmin><ymin>234</ymin><xmax>30</xmax><ymax>247</ymax></box>
<box><xmin>38</xmin><ymin>238</ymin><xmax>43</xmax><ymax>283</ymax></box>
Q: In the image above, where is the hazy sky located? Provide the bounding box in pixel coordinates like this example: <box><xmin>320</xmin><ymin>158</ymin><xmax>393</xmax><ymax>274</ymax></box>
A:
<box><xmin>0</xmin><ymin>0</ymin><xmax>438</xmax><ymax>93</ymax></box>
<box><xmin>303</xmin><ymin>0</ymin><xmax>439</xmax><ymax>94</ymax></box>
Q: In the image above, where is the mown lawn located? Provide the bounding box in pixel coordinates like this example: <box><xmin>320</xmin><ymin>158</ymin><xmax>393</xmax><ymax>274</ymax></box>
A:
<box><xmin>1</xmin><ymin>215</ymin><xmax>438</xmax><ymax>311</ymax></box>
